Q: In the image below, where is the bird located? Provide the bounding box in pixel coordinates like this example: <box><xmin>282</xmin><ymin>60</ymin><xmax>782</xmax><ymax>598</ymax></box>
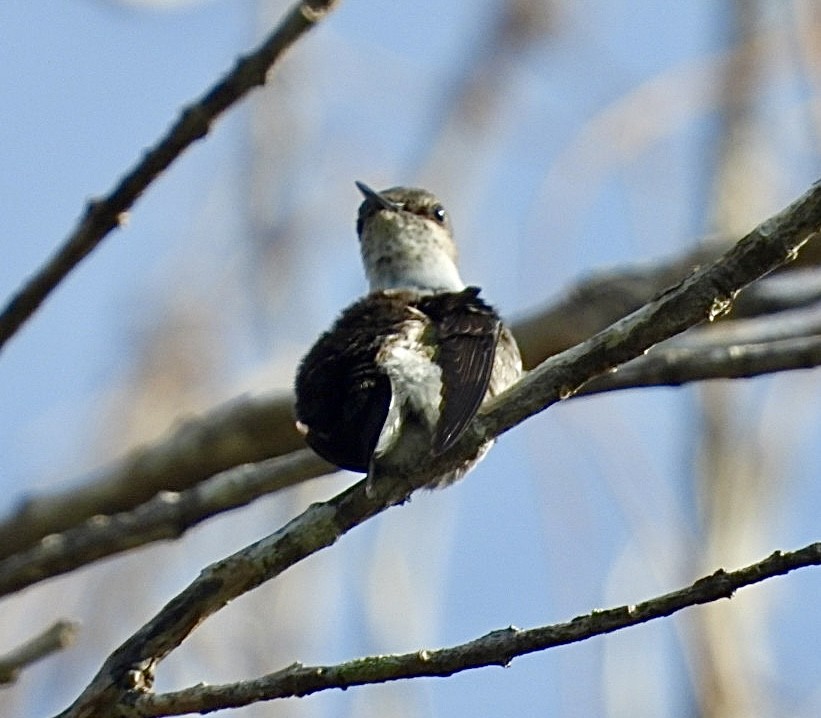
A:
<box><xmin>294</xmin><ymin>182</ymin><xmax>522</xmax><ymax>492</ymax></box>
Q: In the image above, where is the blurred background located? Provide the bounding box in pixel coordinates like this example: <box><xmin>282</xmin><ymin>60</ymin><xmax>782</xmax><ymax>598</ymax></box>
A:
<box><xmin>1</xmin><ymin>0</ymin><xmax>820</xmax><ymax>716</ymax></box>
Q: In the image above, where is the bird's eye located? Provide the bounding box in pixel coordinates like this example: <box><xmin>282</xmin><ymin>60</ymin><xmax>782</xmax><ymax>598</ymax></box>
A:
<box><xmin>431</xmin><ymin>204</ymin><xmax>446</xmax><ymax>223</ymax></box>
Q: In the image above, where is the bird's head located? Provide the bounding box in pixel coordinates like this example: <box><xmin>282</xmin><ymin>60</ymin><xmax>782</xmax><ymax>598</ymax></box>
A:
<box><xmin>355</xmin><ymin>182</ymin><xmax>464</xmax><ymax>293</ymax></box>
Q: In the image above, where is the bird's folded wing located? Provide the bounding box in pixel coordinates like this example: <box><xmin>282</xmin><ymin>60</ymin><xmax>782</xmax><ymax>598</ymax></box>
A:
<box><xmin>420</xmin><ymin>288</ymin><xmax>501</xmax><ymax>454</ymax></box>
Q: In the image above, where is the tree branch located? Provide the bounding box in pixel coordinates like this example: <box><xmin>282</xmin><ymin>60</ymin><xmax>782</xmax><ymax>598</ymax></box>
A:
<box><xmin>4</xmin><ymin>328</ymin><xmax>819</xmax><ymax>598</ymax></box>
<box><xmin>0</xmin><ymin>393</ymin><xmax>302</xmax><ymax>561</ymax></box>
<box><xmin>3</xmin><ymin>259</ymin><xmax>818</xmax><ymax>562</ymax></box>
<box><xmin>53</xmin><ymin>181</ymin><xmax>820</xmax><ymax>718</ymax></box>
<box><xmin>0</xmin><ymin>450</ymin><xmax>329</xmax><ymax>600</ymax></box>
<box><xmin>583</xmin><ymin>332</ymin><xmax>821</xmax><ymax>394</ymax></box>
<box><xmin>129</xmin><ymin>542</ymin><xmax>820</xmax><ymax>715</ymax></box>
<box><xmin>0</xmin><ymin>0</ymin><xmax>340</xmax><ymax>354</ymax></box>
<box><xmin>0</xmin><ymin>620</ymin><xmax>79</xmax><ymax>686</ymax></box>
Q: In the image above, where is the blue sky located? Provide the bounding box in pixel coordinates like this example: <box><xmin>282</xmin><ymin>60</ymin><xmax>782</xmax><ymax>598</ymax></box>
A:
<box><xmin>1</xmin><ymin>1</ymin><xmax>819</xmax><ymax>717</ymax></box>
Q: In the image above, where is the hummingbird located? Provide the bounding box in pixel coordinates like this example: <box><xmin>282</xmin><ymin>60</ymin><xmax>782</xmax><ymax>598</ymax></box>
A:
<box><xmin>294</xmin><ymin>182</ymin><xmax>522</xmax><ymax>491</ymax></box>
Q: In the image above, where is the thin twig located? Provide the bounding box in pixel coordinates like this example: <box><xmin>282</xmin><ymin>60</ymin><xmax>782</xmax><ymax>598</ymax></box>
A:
<box><xmin>0</xmin><ymin>620</ymin><xmax>79</xmax><ymax>685</ymax></box>
<box><xmin>133</xmin><ymin>543</ymin><xmax>821</xmax><ymax>715</ymax></box>
<box><xmin>0</xmin><ymin>0</ymin><xmax>340</xmax><ymax>354</ymax></box>
<box><xmin>582</xmin><ymin>333</ymin><xmax>821</xmax><ymax>393</ymax></box>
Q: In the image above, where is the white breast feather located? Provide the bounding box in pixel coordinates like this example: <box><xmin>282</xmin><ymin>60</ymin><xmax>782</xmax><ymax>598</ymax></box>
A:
<box><xmin>373</xmin><ymin>319</ymin><xmax>442</xmax><ymax>457</ymax></box>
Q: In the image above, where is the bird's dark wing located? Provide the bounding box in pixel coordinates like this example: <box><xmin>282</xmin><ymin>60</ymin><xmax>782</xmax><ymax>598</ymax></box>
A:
<box><xmin>294</xmin><ymin>293</ymin><xmax>412</xmax><ymax>473</ymax></box>
<box><xmin>417</xmin><ymin>287</ymin><xmax>501</xmax><ymax>455</ymax></box>
<box><xmin>296</xmin><ymin>356</ymin><xmax>390</xmax><ymax>472</ymax></box>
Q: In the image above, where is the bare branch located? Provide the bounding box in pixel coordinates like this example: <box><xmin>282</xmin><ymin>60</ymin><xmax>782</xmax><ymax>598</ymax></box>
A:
<box><xmin>582</xmin><ymin>334</ymin><xmax>821</xmax><ymax>393</ymax></box>
<box><xmin>0</xmin><ymin>393</ymin><xmax>301</xmax><ymax>560</ymax></box>
<box><xmin>0</xmin><ymin>620</ymin><xmax>79</xmax><ymax>686</ymax></box>
<box><xmin>6</xmin><ymin>329</ymin><xmax>819</xmax><ymax>597</ymax></box>
<box><xmin>129</xmin><ymin>542</ymin><xmax>820</xmax><ymax>715</ymax></box>
<box><xmin>0</xmin><ymin>450</ymin><xmax>330</xmax><ymax>600</ymax></box>
<box><xmin>53</xmin><ymin>182</ymin><xmax>820</xmax><ymax>718</ymax></box>
<box><xmin>0</xmin><ymin>0</ymin><xmax>340</xmax><ymax>354</ymax></box>
<box><xmin>479</xmin><ymin>180</ymin><xmax>820</xmax><ymax>439</ymax></box>
<box><xmin>3</xmin><ymin>261</ymin><xmax>818</xmax><ymax>562</ymax></box>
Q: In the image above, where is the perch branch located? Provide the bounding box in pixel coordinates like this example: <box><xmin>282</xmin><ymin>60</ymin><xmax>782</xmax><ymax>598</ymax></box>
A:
<box><xmin>2</xmin><ymin>263</ymin><xmax>818</xmax><ymax>561</ymax></box>
<box><xmin>54</xmin><ymin>181</ymin><xmax>820</xmax><ymax>718</ymax></box>
<box><xmin>3</xmin><ymin>329</ymin><xmax>819</xmax><ymax>598</ymax></box>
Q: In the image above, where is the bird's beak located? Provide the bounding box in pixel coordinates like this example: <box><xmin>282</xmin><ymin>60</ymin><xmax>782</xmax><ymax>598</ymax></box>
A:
<box><xmin>355</xmin><ymin>181</ymin><xmax>399</xmax><ymax>211</ymax></box>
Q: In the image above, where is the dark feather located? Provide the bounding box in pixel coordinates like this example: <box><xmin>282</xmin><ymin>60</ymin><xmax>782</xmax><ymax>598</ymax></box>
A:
<box><xmin>295</xmin><ymin>287</ymin><xmax>502</xmax><ymax>472</ymax></box>
<box><xmin>418</xmin><ymin>287</ymin><xmax>501</xmax><ymax>454</ymax></box>
<box><xmin>294</xmin><ymin>292</ymin><xmax>412</xmax><ymax>472</ymax></box>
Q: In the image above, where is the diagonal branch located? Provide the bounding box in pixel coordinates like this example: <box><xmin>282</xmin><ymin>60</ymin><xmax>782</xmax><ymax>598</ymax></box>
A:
<box><xmin>478</xmin><ymin>179</ymin><xmax>820</xmax><ymax>439</ymax></box>
<box><xmin>54</xmin><ymin>181</ymin><xmax>820</xmax><ymax>718</ymax></box>
<box><xmin>0</xmin><ymin>620</ymin><xmax>79</xmax><ymax>686</ymax></box>
<box><xmin>3</xmin><ymin>259</ymin><xmax>819</xmax><ymax>562</ymax></box>
<box><xmin>2</xmin><ymin>329</ymin><xmax>818</xmax><ymax>599</ymax></box>
<box><xmin>0</xmin><ymin>0</ymin><xmax>340</xmax><ymax>354</ymax></box>
<box><xmin>132</xmin><ymin>542</ymin><xmax>820</xmax><ymax>715</ymax></box>
<box><xmin>0</xmin><ymin>450</ymin><xmax>329</xmax><ymax>600</ymax></box>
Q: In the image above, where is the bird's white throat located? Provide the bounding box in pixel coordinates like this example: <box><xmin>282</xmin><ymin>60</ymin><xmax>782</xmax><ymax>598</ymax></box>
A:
<box><xmin>360</xmin><ymin>213</ymin><xmax>465</xmax><ymax>293</ymax></box>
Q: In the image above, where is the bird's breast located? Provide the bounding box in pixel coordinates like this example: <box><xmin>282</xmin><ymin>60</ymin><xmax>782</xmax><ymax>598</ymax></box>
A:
<box><xmin>373</xmin><ymin>318</ymin><xmax>444</xmax><ymax>457</ymax></box>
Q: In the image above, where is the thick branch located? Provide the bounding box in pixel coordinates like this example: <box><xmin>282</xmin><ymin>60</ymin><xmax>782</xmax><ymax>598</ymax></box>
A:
<box><xmin>54</xmin><ymin>182</ymin><xmax>820</xmax><ymax>718</ymax></box>
<box><xmin>4</xmin><ymin>327</ymin><xmax>819</xmax><ymax>598</ymax></box>
<box><xmin>0</xmin><ymin>0</ymin><xmax>340</xmax><ymax>354</ymax></box>
<box><xmin>3</xmin><ymin>265</ymin><xmax>818</xmax><ymax>562</ymax></box>
<box><xmin>131</xmin><ymin>543</ymin><xmax>820</xmax><ymax>715</ymax></box>
<box><xmin>0</xmin><ymin>393</ymin><xmax>301</xmax><ymax>561</ymax></box>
